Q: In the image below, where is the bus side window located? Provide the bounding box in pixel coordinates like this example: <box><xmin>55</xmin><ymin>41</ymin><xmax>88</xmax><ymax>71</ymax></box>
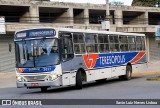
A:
<box><xmin>109</xmin><ymin>35</ymin><xmax>119</xmax><ymax>52</ymax></box>
<box><xmin>136</xmin><ymin>36</ymin><xmax>142</xmax><ymax>51</ymax></box>
<box><xmin>128</xmin><ymin>36</ymin><xmax>136</xmax><ymax>51</ymax></box>
<box><xmin>73</xmin><ymin>33</ymin><xmax>85</xmax><ymax>54</ymax></box>
<box><xmin>60</xmin><ymin>33</ymin><xmax>74</xmax><ymax>61</ymax></box>
<box><xmin>85</xmin><ymin>33</ymin><xmax>98</xmax><ymax>53</ymax></box>
<box><xmin>98</xmin><ymin>34</ymin><xmax>109</xmax><ymax>53</ymax></box>
<box><xmin>141</xmin><ymin>37</ymin><xmax>145</xmax><ymax>51</ymax></box>
<box><xmin>119</xmin><ymin>35</ymin><xmax>128</xmax><ymax>51</ymax></box>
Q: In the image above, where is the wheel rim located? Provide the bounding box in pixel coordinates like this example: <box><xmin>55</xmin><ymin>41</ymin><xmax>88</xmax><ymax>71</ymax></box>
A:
<box><xmin>128</xmin><ymin>68</ymin><xmax>132</xmax><ymax>78</ymax></box>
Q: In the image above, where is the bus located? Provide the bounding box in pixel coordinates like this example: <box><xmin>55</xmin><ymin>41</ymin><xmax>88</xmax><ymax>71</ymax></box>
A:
<box><xmin>14</xmin><ymin>28</ymin><xmax>147</xmax><ymax>92</ymax></box>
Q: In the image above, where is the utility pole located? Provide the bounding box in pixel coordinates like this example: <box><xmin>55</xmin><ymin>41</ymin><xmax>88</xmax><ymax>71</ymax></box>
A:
<box><xmin>102</xmin><ymin>0</ymin><xmax>110</xmax><ymax>31</ymax></box>
<box><xmin>106</xmin><ymin>0</ymin><xmax>110</xmax><ymax>20</ymax></box>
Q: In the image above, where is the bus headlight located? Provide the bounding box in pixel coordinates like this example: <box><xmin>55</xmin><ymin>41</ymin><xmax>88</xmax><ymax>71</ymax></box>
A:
<box><xmin>16</xmin><ymin>76</ymin><xmax>26</xmax><ymax>82</ymax></box>
<box><xmin>17</xmin><ymin>76</ymin><xmax>22</xmax><ymax>82</ymax></box>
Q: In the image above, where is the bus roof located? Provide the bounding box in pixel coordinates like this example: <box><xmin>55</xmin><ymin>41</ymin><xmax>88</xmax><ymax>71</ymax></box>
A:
<box><xmin>15</xmin><ymin>27</ymin><xmax>145</xmax><ymax>37</ymax></box>
<box><xmin>57</xmin><ymin>28</ymin><xmax>145</xmax><ymax>36</ymax></box>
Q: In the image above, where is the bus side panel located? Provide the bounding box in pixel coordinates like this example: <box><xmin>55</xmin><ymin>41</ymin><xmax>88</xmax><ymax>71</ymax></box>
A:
<box><xmin>62</xmin><ymin>72</ymin><xmax>76</xmax><ymax>86</ymax></box>
<box><xmin>111</xmin><ymin>66</ymin><xmax>126</xmax><ymax>77</ymax></box>
<box><xmin>61</xmin><ymin>55</ymin><xmax>87</xmax><ymax>85</ymax></box>
<box><xmin>132</xmin><ymin>53</ymin><xmax>147</xmax><ymax>73</ymax></box>
<box><xmin>95</xmin><ymin>68</ymin><xmax>112</xmax><ymax>80</ymax></box>
<box><xmin>132</xmin><ymin>64</ymin><xmax>139</xmax><ymax>73</ymax></box>
<box><xmin>138</xmin><ymin>63</ymin><xmax>147</xmax><ymax>73</ymax></box>
<box><xmin>62</xmin><ymin>73</ymin><xmax>70</xmax><ymax>86</ymax></box>
<box><xmin>61</xmin><ymin>55</ymin><xmax>87</xmax><ymax>72</ymax></box>
<box><xmin>132</xmin><ymin>63</ymin><xmax>147</xmax><ymax>73</ymax></box>
<box><xmin>69</xmin><ymin>72</ymin><xmax>76</xmax><ymax>85</ymax></box>
<box><xmin>86</xmin><ymin>70</ymin><xmax>96</xmax><ymax>82</ymax></box>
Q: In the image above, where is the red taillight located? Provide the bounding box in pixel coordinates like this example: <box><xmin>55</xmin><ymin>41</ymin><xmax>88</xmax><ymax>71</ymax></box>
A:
<box><xmin>18</xmin><ymin>68</ymin><xmax>25</xmax><ymax>73</ymax></box>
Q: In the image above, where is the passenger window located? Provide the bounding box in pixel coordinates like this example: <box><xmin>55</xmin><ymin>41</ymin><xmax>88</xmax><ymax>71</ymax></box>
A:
<box><xmin>98</xmin><ymin>34</ymin><xmax>109</xmax><ymax>53</ymax></box>
<box><xmin>119</xmin><ymin>36</ymin><xmax>128</xmax><ymax>51</ymax></box>
<box><xmin>85</xmin><ymin>33</ymin><xmax>98</xmax><ymax>53</ymax></box>
<box><xmin>73</xmin><ymin>33</ymin><xmax>85</xmax><ymax>54</ymax></box>
<box><xmin>136</xmin><ymin>36</ymin><xmax>142</xmax><ymax>51</ymax></box>
<box><xmin>109</xmin><ymin>35</ymin><xmax>119</xmax><ymax>52</ymax></box>
<box><xmin>141</xmin><ymin>37</ymin><xmax>145</xmax><ymax>51</ymax></box>
<box><xmin>128</xmin><ymin>36</ymin><xmax>136</xmax><ymax>51</ymax></box>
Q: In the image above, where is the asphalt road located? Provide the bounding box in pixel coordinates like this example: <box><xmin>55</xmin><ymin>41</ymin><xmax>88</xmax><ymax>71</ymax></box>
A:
<box><xmin>0</xmin><ymin>74</ymin><xmax>160</xmax><ymax>108</ymax></box>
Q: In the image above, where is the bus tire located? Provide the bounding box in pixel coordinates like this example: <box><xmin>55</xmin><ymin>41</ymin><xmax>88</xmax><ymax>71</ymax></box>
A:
<box><xmin>124</xmin><ymin>65</ymin><xmax>132</xmax><ymax>80</ymax></box>
<box><xmin>41</xmin><ymin>87</ymin><xmax>47</xmax><ymax>92</ymax></box>
<box><xmin>76</xmin><ymin>70</ymin><xmax>83</xmax><ymax>89</ymax></box>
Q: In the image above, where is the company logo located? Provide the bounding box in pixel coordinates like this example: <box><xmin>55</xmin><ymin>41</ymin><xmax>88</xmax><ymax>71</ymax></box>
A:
<box><xmin>83</xmin><ymin>54</ymin><xmax>98</xmax><ymax>69</ymax></box>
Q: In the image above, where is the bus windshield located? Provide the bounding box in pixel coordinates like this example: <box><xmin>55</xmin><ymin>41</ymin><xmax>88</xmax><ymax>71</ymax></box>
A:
<box><xmin>15</xmin><ymin>38</ymin><xmax>59</xmax><ymax>68</ymax></box>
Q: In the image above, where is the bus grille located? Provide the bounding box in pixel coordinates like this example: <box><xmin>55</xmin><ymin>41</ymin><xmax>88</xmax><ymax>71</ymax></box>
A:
<box><xmin>24</xmin><ymin>75</ymin><xmax>47</xmax><ymax>82</ymax></box>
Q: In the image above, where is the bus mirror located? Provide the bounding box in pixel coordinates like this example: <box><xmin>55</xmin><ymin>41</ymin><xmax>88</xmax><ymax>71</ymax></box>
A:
<box><xmin>9</xmin><ymin>43</ymin><xmax>12</xmax><ymax>52</ymax></box>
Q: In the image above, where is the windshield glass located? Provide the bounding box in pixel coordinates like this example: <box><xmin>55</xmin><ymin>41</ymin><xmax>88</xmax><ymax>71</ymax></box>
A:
<box><xmin>15</xmin><ymin>38</ymin><xmax>59</xmax><ymax>68</ymax></box>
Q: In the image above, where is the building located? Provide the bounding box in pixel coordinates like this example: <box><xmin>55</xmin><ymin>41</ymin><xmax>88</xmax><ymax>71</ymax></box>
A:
<box><xmin>0</xmin><ymin>0</ymin><xmax>160</xmax><ymax>72</ymax></box>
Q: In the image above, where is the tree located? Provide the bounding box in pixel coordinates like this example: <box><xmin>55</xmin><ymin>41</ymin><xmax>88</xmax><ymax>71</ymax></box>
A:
<box><xmin>110</xmin><ymin>0</ymin><xmax>124</xmax><ymax>6</ymax></box>
<box><xmin>132</xmin><ymin>0</ymin><xmax>160</xmax><ymax>7</ymax></box>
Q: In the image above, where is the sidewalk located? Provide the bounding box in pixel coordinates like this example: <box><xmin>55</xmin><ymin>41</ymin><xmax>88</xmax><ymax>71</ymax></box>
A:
<box><xmin>147</xmin><ymin>61</ymin><xmax>160</xmax><ymax>72</ymax></box>
<box><xmin>0</xmin><ymin>61</ymin><xmax>160</xmax><ymax>88</ymax></box>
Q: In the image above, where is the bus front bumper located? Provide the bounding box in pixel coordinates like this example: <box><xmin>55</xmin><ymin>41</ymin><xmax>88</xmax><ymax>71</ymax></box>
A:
<box><xmin>16</xmin><ymin>78</ymin><xmax>62</xmax><ymax>88</ymax></box>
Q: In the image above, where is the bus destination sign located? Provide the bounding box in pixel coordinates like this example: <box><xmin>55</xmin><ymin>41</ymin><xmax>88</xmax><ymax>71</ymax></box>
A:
<box><xmin>15</xmin><ymin>28</ymin><xmax>56</xmax><ymax>39</ymax></box>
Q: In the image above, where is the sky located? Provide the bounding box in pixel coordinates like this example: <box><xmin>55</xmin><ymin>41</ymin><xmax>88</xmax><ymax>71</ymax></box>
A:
<box><xmin>51</xmin><ymin>0</ymin><xmax>133</xmax><ymax>6</ymax></box>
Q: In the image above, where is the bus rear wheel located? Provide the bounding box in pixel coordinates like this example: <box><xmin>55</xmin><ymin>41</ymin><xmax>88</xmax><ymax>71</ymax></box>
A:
<box><xmin>124</xmin><ymin>65</ymin><xmax>132</xmax><ymax>80</ymax></box>
<box><xmin>119</xmin><ymin>65</ymin><xmax>132</xmax><ymax>80</ymax></box>
<box><xmin>41</xmin><ymin>87</ymin><xmax>48</xmax><ymax>92</ymax></box>
<box><xmin>76</xmin><ymin>70</ymin><xmax>83</xmax><ymax>89</ymax></box>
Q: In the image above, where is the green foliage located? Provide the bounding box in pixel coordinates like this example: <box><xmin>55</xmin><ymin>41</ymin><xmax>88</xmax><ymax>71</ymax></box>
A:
<box><xmin>110</xmin><ymin>0</ymin><xmax>124</xmax><ymax>6</ymax></box>
<box><xmin>132</xmin><ymin>0</ymin><xmax>160</xmax><ymax>7</ymax></box>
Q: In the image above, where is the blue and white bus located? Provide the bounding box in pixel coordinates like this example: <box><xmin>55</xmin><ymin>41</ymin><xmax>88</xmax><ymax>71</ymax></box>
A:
<box><xmin>14</xmin><ymin>28</ymin><xmax>147</xmax><ymax>92</ymax></box>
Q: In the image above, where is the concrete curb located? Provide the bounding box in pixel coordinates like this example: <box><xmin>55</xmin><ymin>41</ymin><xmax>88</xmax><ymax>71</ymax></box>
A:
<box><xmin>147</xmin><ymin>76</ymin><xmax>160</xmax><ymax>81</ymax></box>
<box><xmin>133</xmin><ymin>71</ymin><xmax>160</xmax><ymax>76</ymax></box>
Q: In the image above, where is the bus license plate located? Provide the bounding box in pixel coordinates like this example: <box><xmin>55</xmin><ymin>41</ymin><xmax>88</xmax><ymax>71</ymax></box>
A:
<box><xmin>31</xmin><ymin>83</ymin><xmax>39</xmax><ymax>87</ymax></box>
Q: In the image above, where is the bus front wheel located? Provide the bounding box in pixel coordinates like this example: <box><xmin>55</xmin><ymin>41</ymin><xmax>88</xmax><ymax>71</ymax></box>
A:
<box><xmin>76</xmin><ymin>70</ymin><xmax>83</xmax><ymax>89</ymax></box>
